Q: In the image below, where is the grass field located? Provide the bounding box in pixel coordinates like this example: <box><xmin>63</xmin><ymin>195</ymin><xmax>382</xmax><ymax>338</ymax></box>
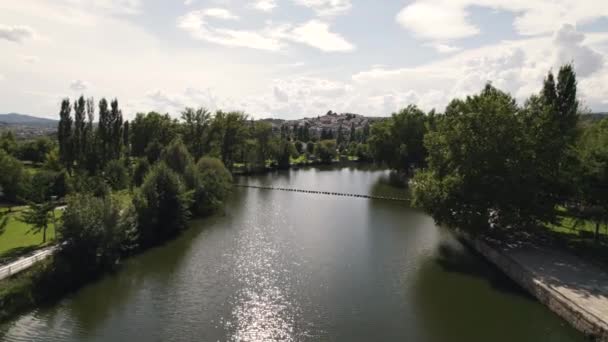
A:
<box><xmin>545</xmin><ymin>210</ymin><xmax>608</xmax><ymax>266</ymax></box>
<box><xmin>0</xmin><ymin>210</ymin><xmax>61</xmax><ymax>262</ymax></box>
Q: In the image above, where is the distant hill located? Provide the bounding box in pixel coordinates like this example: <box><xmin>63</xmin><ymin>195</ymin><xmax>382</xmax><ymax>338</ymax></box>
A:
<box><xmin>0</xmin><ymin>113</ymin><xmax>56</xmax><ymax>127</ymax></box>
<box><xmin>0</xmin><ymin>113</ymin><xmax>57</xmax><ymax>139</ymax></box>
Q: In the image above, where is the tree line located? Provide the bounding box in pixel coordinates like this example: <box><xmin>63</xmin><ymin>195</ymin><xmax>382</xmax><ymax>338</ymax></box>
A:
<box><xmin>366</xmin><ymin>64</ymin><xmax>607</xmax><ymax>239</ymax></box>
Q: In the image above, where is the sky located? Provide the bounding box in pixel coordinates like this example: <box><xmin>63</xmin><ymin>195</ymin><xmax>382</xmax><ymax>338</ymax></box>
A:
<box><xmin>0</xmin><ymin>0</ymin><xmax>607</xmax><ymax>120</ymax></box>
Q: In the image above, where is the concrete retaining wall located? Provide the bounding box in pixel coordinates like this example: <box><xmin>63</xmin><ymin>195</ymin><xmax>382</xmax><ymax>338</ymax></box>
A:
<box><xmin>459</xmin><ymin>232</ymin><xmax>608</xmax><ymax>341</ymax></box>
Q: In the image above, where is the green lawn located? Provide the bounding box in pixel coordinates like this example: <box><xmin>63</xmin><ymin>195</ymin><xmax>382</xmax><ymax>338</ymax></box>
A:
<box><xmin>545</xmin><ymin>210</ymin><xmax>608</xmax><ymax>266</ymax></box>
<box><xmin>0</xmin><ymin>210</ymin><xmax>61</xmax><ymax>262</ymax></box>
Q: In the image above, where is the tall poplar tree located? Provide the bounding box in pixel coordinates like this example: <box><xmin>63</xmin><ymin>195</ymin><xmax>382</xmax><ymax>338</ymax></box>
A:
<box><xmin>73</xmin><ymin>96</ymin><xmax>86</xmax><ymax>166</ymax></box>
<box><xmin>58</xmin><ymin>99</ymin><xmax>73</xmax><ymax>171</ymax></box>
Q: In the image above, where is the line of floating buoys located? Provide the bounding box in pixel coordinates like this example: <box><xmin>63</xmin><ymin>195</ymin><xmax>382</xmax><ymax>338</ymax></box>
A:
<box><xmin>234</xmin><ymin>184</ymin><xmax>408</xmax><ymax>202</ymax></box>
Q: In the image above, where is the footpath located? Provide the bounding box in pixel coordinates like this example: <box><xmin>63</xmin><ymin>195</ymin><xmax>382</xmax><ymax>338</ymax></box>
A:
<box><xmin>462</xmin><ymin>233</ymin><xmax>608</xmax><ymax>340</ymax></box>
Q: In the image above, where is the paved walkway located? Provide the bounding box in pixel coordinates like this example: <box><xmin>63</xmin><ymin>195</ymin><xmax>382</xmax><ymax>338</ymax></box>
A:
<box><xmin>505</xmin><ymin>244</ymin><xmax>608</xmax><ymax>324</ymax></box>
<box><xmin>476</xmin><ymin>237</ymin><xmax>608</xmax><ymax>339</ymax></box>
<box><xmin>0</xmin><ymin>245</ymin><xmax>57</xmax><ymax>280</ymax></box>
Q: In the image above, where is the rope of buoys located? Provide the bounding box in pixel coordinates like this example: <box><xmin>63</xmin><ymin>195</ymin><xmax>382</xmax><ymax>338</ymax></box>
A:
<box><xmin>234</xmin><ymin>184</ymin><xmax>409</xmax><ymax>202</ymax></box>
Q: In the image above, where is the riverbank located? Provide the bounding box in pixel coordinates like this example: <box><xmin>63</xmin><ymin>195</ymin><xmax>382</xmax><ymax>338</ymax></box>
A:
<box><xmin>459</xmin><ymin>231</ymin><xmax>608</xmax><ymax>341</ymax></box>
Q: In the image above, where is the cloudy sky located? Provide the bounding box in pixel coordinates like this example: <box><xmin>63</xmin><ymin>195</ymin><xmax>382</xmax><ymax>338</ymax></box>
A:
<box><xmin>0</xmin><ymin>0</ymin><xmax>607</xmax><ymax>120</ymax></box>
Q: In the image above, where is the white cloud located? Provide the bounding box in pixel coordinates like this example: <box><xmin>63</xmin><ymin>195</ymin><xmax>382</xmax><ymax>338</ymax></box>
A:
<box><xmin>253</xmin><ymin>0</ymin><xmax>277</xmax><ymax>12</ymax></box>
<box><xmin>178</xmin><ymin>12</ymin><xmax>354</xmax><ymax>52</ymax></box>
<box><xmin>427</xmin><ymin>43</ymin><xmax>462</xmax><ymax>53</ymax></box>
<box><xmin>21</xmin><ymin>55</ymin><xmax>40</xmax><ymax>64</ymax></box>
<box><xmin>396</xmin><ymin>0</ymin><xmax>608</xmax><ymax>43</ymax></box>
<box><xmin>293</xmin><ymin>0</ymin><xmax>351</xmax><ymax>16</ymax></box>
<box><xmin>203</xmin><ymin>8</ymin><xmax>239</xmax><ymax>20</ymax></box>
<box><xmin>554</xmin><ymin>24</ymin><xmax>603</xmax><ymax>77</ymax></box>
<box><xmin>70</xmin><ymin>79</ymin><xmax>90</xmax><ymax>91</ymax></box>
<box><xmin>274</xmin><ymin>86</ymin><xmax>289</xmax><ymax>102</ymax></box>
<box><xmin>397</xmin><ymin>2</ymin><xmax>478</xmax><ymax>40</ymax></box>
<box><xmin>0</xmin><ymin>25</ymin><xmax>36</xmax><ymax>43</ymax></box>
<box><xmin>287</xmin><ymin>20</ymin><xmax>354</xmax><ymax>52</ymax></box>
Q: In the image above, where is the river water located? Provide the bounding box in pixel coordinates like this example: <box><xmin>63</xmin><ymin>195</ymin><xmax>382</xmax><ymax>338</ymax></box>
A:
<box><xmin>0</xmin><ymin>165</ymin><xmax>584</xmax><ymax>341</ymax></box>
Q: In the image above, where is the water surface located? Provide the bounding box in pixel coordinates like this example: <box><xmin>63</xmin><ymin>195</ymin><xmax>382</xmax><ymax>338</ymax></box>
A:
<box><xmin>0</xmin><ymin>165</ymin><xmax>584</xmax><ymax>341</ymax></box>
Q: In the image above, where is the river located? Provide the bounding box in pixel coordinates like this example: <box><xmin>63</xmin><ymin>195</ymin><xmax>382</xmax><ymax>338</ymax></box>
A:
<box><xmin>0</xmin><ymin>165</ymin><xmax>584</xmax><ymax>341</ymax></box>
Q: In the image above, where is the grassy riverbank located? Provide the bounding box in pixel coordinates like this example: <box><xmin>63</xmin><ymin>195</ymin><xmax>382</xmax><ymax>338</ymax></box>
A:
<box><xmin>0</xmin><ymin>210</ymin><xmax>61</xmax><ymax>263</ymax></box>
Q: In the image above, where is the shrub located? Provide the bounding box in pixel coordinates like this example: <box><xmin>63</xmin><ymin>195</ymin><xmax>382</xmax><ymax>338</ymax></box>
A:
<box><xmin>133</xmin><ymin>163</ymin><xmax>191</xmax><ymax>245</ymax></box>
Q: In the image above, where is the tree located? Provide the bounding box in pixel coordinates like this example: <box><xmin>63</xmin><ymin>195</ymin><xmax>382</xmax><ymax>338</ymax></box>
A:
<box><xmin>0</xmin><ymin>149</ymin><xmax>26</xmax><ymax>202</ymax></box>
<box><xmin>368</xmin><ymin>105</ymin><xmax>427</xmax><ymax>174</ymax></box>
<box><xmin>130</xmin><ymin>112</ymin><xmax>178</xmax><ymax>157</ymax></box>
<box><xmin>294</xmin><ymin>141</ymin><xmax>304</xmax><ymax>155</ymax></box>
<box><xmin>412</xmin><ymin>84</ymin><xmax>542</xmax><ymax>233</ymax></box>
<box><xmin>181</xmin><ymin>107</ymin><xmax>211</xmax><ymax>160</ymax></box>
<box><xmin>253</xmin><ymin>121</ymin><xmax>273</xmax><ymax>168</ymax></box>
<box><xmin>59</xmin><ymin>194</ymin><xmax>138</xmax><ymax>272</ymax></box>
<box><xmin>17</xmin><ymin>137</ymin><xmax>55</xmax><ymax>164</ymax></box>
<box><xmin>315</xmin><ymin>140</ymin><xmax>337</xmax><ymax>164</ymax></box>
<box><xmin>73</xmin><ymin>96</ymin><xmax>86</xmax><ymax>166</ymax></box>
<box><xmin>109</xmin><ymin>99</ymin><xmax>124</xmax><ymax>160</ymax></box>
<box><xmin>133</xmin><ymin>163</ymin><xmax>191</xmax><ymax>246</ymax></box>
<box><xmin>187</xmin><ymin>157</ymin><xmax>232</xmax><ymax>216</ymax></box>
<box><xmin>211</xmin><ymin>111</ymin><xmax>248</xmax><ymax>171</ymax></box>
<box><xmin>0</xmin><ymin>210</ymin><xmax>8</xmax><ymax>236</ymax></box>
<box><xmin>58</xmin><ymin>98</ymin><xmax>73</xmax><ymax>171</ymax></box>
<box><xmin>572</xmin><ymin>118</ymin><xmax>608</xmax><ymax>239</ymax></box>
<box><xmin>83</xmin><ymin>97</ymin><xmax>99</xmax><ymax>174</ymax></box>
<box><xmin>20</xmin><ymin>201</ymin><xmax>55</xmax><ymax>243</ymax></box>
<box><xmin>132</xmin><ymin>157</ymin><xmax>150</xmax><ymax>187</ymax></box>
<box><xmin>98</xmin><ymin>98</ymin><xmax>111</xmax><ymax>164</ymax></box>
<box><xmin>161</xmin><ymin>138</ymin><xmax>194</xmax><ymax>175</ymax></box>
<box><xmin>104</xmin><ymin>159</ymin><xmax>130</xmax><ymax>190</ymax></box>
<box><xmin>0</xmin><ymin>131</ymin><xmax>17</xmax><ymax>155</ymax></box>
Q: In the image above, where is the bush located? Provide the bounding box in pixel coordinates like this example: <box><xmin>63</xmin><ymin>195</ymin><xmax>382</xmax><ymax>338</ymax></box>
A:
<box><xmin>161</xmin><ymin>138</ymin><xmax>193</xmax><ymax>175</ymax></box>
<box><xmin>190</xmin><ymin>157</ymin><xmax>232</xmax><ymax>215</ymax></box>
<box><xmin>0</xmin><ymin>149</ymin><xmax>26</xmax><ymax>202</ymax></box>
<box><xmin>132</xmin><ymin>157</ymin><xmax>150</xmax><ymax>187</ymax></box>
<box><xmin>104</xmin><ymin>159</ymin><xmax>129</xmax><ymax>190</ymax></box>
<box><xmin>315</xmin><ymin>140</ymin><xmax>337</xmax><ymax>164</ymax></box>
<box><xmin>133</xmin><ymin>163</ymin><xmax>191</xmax><ymax>246</ymax></box>
<box><xmin>59</xmin><ymin>194</ymin><xmax>136</xmax><ymax>273</ymax></box>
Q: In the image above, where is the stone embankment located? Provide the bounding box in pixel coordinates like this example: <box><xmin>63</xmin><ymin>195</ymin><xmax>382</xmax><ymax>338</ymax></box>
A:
<box><xmin>460</xmin><ymin>232</ymin><xmax>608</xmax><ymax>341</ymax></box>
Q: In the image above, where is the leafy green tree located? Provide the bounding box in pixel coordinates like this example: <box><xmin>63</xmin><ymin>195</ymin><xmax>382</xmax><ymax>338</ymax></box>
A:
<box><xmin>20</xmin><ymin>201</ymin><xmax>55</xmax><ymax>243</ymax></box>
<box><xmin>369</xmin><ymin>105</ymin><xmax>427</xmax><ymax>174</ymax></box>
<box><xmin>133</xmin><ymin>163</ymin><xmax>191</xmax><ymax>246</ymax></box>
<box><xmin>59</xmin><ymin>194</ymin><xmax>137</xmax><ymax>272</ymax></box>
<box><xmin>211</xmin><ymin>111</ymin><xmax>248</xmax><ymax>171</ymax></box>
<box><xmin>412</xmin><ymin>84</ymin><xmax>542</xmax><ymax>232</ymax></box>
<box><xmin>26</xmin><ymin>170</ymin><xmax>69</xmax><ymax>203</ymax></box>
<box><xmin>572</xmin><ymin>118</ymin><xmax>608</xmax><ymax>239</ymax></box>
<box><xmin>0</xmin><ymin>131</ymin><xmax>17</xmax><ymax>155</ymax></box>
<box><xmin>161</xmin><ymin>138</ymin><xmax>194</xmax><ymax>175</ymax></box>
<box><xmin>132</xmin><ymin>157</ymin><xmax>150</xmax><ymax>187</ymax></box>
<box><xmin>131</xmin><ymin>112</ymin><xmax>178</xmax><ymax>158</ymax></box>
<box><xmin>0</xmin><ymin>149</ymin><xmax>26</xmax><ymax>202</ymax></box>
<box><xmin>315</xmin><ymin>140</ymin><xmax>337</xmax><ymax>164</ymax></box>
<box><xmin>58</xmin><ymin>99</ymin><xmax>73</xmax><ymax>171</ymax></box>
<box><xmin>43</xmin><ymin>147</ymin><xmax>63</xmax><ymax>172</ymax></box>
<box><xmin>109</xmin><ymin>99</ymin><xmax>124</xmax><ymax>161</ymax></box>
<box><xmin>306</xmin><ymin>141</ymin><xmax>315</xmax><ymax>155</ymax></box>
<box><xmin>294</xmin><ymin>141</ymin><xmax>304</xmax><ymax>155</ymax></box>
<box><xmin>276</xmin><ymin>139</ymin><xmax>294</xmax><ymax>169</ymax></box>
<box><xmin>187</xmin><ymin>157</ymin><xmax>232</xmax><ymax>215</ymax></box>
<box><xmin>73</xmin><ymin>96</ymin><xmax>86</xmax><ymax>166</ymax></box>
<box><xmin>181</xmin><ymin>107</ymin><xmax>211</xmax><ymax>160</ymax></box>
<box><xmin>17</xmin><ymin>137</ymin><xmax>55</xmax><ymax>163</ymax></box>
<box><xmin>83</xmin><ymin>97</ymin><xmax>99</xmax><ymax>174</ymax></box>
<box><xmin>104</xmin><ymin>159</ymin><xmax>130</xmax><ymax>190</ymax></box>
<box><xmin>253</xmin><ymin>121</ymin><xmax>273</xmax><ymax>168</ymax></box>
